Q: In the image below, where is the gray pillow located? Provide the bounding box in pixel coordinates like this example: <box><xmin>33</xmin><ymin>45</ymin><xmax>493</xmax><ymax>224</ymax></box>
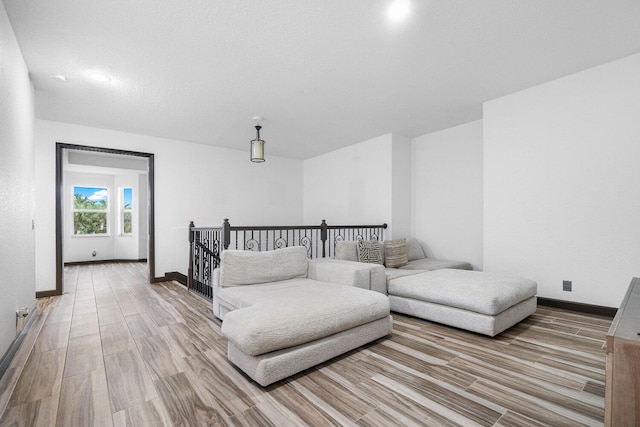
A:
<box><xmin>357</xmin><ymin>240</ymin><xmax>384</xmax><ymax>265</ymax></box>
<box><xmin>335</xmin><ymin>241</ymin><xmax>359</xmax><ymax>261</ymax></box>
<box><xmin>406</xmin><ymin>238</ymin><xmax>426</xmax><ymax>261</ymax></box>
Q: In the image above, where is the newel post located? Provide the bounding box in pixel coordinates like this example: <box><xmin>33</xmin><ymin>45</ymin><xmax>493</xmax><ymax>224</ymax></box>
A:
<box><xmin>222</xmin><ymin>218</ymin><xmax>231</xmax><ymax>250</ymax></box>
<box><xmin>320</xmin><ymin>219</ymin><xmax>328</xmax><ymax>258</ymax></box>
<box><xmin>188</xmin><ymin>221</ymin><xmax>194</xmax><ymax>291</ymax></box>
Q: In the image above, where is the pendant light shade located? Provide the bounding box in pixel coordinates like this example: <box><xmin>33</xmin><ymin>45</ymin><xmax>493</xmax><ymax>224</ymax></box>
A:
<box><xmin>250</xmin><ymin>124</ymin><xmax>265</xmax><ymax>163</ymax></box>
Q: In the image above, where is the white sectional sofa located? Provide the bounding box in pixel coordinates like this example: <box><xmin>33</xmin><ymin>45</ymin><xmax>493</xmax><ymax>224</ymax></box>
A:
<box><xmin>211</xmin><ymin>239</ymin><xmax>537</xmax><ymax>385</ymax></box>
<box><xmin>212</xmin><ymin>246</ymin><xmax>392</xmax><ymax>386</ymax></box>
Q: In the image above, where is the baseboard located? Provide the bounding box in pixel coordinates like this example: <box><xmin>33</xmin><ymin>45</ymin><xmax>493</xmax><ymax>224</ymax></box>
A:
<box><xmin>537</xmin><ymin>297</ymin><xmax>617</xmax><ymax>318</ymax></box>
<box><xmin>36</xmin><ymin>289</ymin><xmax>62</xmax><ymax>298</ymax></box>
<box><xmin>63</xmin><ymin>259</ymin><xmax>147</xmax><ymax>266</ymax></box>
<box><xmin>152</xmin><ymin>271</ymin><xmax>187</xmax><ymax>286</ymax></box>
<box><xmin>0</xmin><ymin>307</ymin><xmax>38</xmax><ymax>380</ymax></box>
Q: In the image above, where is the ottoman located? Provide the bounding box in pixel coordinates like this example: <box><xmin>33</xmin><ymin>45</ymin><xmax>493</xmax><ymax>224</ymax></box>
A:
<box><xmin>388</xmin><ymin>269</ymin><xmax>537</xmax><ymax>336</ymax></box>
<box><xmin>221</xmin><ymin>280</ymin><xmax>392</xmax><ymax>386</ymax></box>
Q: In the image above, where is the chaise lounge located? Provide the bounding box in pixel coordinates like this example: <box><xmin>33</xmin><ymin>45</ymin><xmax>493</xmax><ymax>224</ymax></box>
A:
<box><xmin>212</xmin><ymin>246</ymin><xmax>392</xmax><ymax>386</ymax></box>
<box><xmin>332</xmin><ymin>238</ymin><xmax>537</xmax><ymax>336</ymax></box>
<box><xmin>388</xmin><ymin>269</ymin><xmax>537</xmax><ymax>336</ymax></box>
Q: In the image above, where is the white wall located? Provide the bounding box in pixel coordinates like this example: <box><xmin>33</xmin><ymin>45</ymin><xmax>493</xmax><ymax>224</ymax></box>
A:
<box><xmin>484</xmin><ymin>53</ymin><xmax>640</xmax><ymax>307</ymax></box>
<box><xmin>35</xmin><ymin>120</ymin><xmax>303</xmax><ymax>291</ymax></box>
<box><xmin>303</xmin><ymin>133</ymin><xmax>411</xmax><ymax>240</ymax></box>
<box><xmin>391</xmin><ymin>134</ymin><xmax>412</xmax><ymax>240</ymax></box>
<box><xmin>138</xmin><ymin>173</ymin><xmax>148</xmax><ymax>259</ymax></box>
<box><xmin>303</xmin><ymin>134</ymin><xmax>393</xmax><ymax>228</ymax></box>
<box><xmin>0</xmin><ymin>3</ymin><xmax>35</xmax><ymax>356</ymax></box>
<box><xmin>411</xmin><ymin>120</ymin><xmax>484</xmax><ymax>270</ymax></box>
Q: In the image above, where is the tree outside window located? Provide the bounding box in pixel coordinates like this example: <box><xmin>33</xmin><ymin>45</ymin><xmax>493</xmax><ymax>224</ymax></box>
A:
<box><xmin>122</xmin><ymin>187</ymin><xmax>133</xmax><ymax>235</ymax></box>
<box><xmin>73</xmin><ymin>186</ymin><xmax>109</xmax><ymax>235</ymax></box>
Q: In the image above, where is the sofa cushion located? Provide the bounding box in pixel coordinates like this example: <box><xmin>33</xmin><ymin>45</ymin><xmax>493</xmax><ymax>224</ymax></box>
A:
<box><xmin>221</xmin><ymin>280</ymin><xmax>390</xmax><ymax>356</ymax></box>
<box><xmin>384</xmin><ymin>238</ymin><xmax>408</xmax><ymax>268</ymax></box>
<box><xmin>306</xmin><ymin>259</ymin><xmax>371</xmax><ymax>290</ymax></box>
<box><xmin>219</xmin><ymin>246</ymin><xmax>308</xmax><ymax>287</ymax></box>
<box><xmin>406</xmin><ymin>238</ymin><xmax>426</xmax><ymax>261</ymax></box>
<box><xmin>315</xmin><ymin>259</ymin><xmax>388</xmax><ymax>294</ymax></box>
<box><xmin>399</xmin><ymin>258</ymin><xmax>472</xmax><ymax>271</ymax></box>
<box><xmin>216</xmin><ymin>279</ymin><xmax>309</xmax><ymax>312</ymax></box>
<box><xmin>357</xmin><ymin>240</ymin><xmax>384</xmax><ymax>264</ymax></box>
<box><xmin>385</xmin><ymin>268</ymin><xmax>424</xmax><ymax>283</ymax></box>
<box><xmin>388</xmin><ymin>269</ymin><xmax>537</xmax><ymax>316</ymax></box>
<box><xmin>335</xmin><ymin>241</ymin><xmax>359</xmax><ymax>262</ymax></box>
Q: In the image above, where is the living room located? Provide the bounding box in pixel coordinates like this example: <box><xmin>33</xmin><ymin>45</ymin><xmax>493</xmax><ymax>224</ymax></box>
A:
<box><xmin>1</xmin><ymin>1</ymin><xmax>640</xmax><ymax>425</ymax></box>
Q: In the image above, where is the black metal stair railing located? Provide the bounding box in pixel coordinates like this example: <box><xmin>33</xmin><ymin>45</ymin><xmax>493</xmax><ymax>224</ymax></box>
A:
<box><xmin>187</xmin><ymin>224</ymin><xmax>222</xmax><ymax>299</ymax></box>
<box><xmin>187</xmin><ymin>219</ymin><xmax>387</xmax><ymax>300</ymax></box>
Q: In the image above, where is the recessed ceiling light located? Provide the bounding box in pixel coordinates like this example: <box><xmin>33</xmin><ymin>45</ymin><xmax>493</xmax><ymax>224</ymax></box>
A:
<box><xmin>49</xmin><ymin>74</ymin><xmax>67</xmax><ymax>82</ymax></box>
<box><xmin>388</xmin><ymin>0</ymin><xmax>410</xmax><ymax>22</ymax></box>
<box><xmin>90</xmin><ymin>73</ymin><xmax>112</xmax><ymax>83</ymax></box>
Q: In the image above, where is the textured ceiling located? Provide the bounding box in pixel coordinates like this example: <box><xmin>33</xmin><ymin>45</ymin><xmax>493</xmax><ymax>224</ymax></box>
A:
<box><xmin>4</xmin><ymin>0</ymin><xmax>640</xmax><ymax>159</ymax></box>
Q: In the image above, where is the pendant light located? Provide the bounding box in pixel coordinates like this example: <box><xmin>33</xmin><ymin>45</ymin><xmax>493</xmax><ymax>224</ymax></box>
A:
<box><xmin>250</xmin><ymin>116</ymin><xmax>266</xmax><ymax>163</ymax></box>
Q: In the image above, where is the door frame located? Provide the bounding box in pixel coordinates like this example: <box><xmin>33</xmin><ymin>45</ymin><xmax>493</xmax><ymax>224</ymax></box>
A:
<box><xmin>37</xmin><ymin>142</ymin><xmax>156</xmax><ymax>297</ymax></box>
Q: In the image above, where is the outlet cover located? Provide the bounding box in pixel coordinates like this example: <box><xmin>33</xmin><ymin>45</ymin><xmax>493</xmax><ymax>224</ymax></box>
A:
<box><xmin>563</xmin><ymin>280</ymin><xmax>572</xmax><ymax>292</ymax></box>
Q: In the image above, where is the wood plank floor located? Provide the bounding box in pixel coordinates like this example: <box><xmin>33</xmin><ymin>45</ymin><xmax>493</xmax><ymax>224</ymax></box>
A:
<box><xmin>0</xmin><ymin>263</ymin><xmax>610</xmax><ymax>426</ymax></box>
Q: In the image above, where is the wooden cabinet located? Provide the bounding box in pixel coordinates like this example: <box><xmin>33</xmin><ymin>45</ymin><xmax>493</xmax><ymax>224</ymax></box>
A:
<box><xmin>605</xmin><ymin>277</ymin><xmax>640</xmax><ymax>426</ymax></box>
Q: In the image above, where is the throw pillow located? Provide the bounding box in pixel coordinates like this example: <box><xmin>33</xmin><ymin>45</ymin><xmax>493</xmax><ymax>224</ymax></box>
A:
<box><xmin>335</xmin><ymin>241</ymin><xmax>359</xmax><ymax>261</ymax></box>
<box><xmin>384</xmin><ymin>238</ymin><xmax>408</xmax><ymax>268</ymax></box>
<box><xmin>406</xmin><ymin>238</ymin><xmax>426</xmax><ymax>261</ymax></box>
<box><xmin>356</xmin><ymin>240</ymin><xmax>384</xmax><ymax>264</ymax></box>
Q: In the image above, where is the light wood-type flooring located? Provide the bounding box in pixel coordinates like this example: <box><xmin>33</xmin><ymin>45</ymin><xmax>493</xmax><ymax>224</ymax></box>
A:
<box><xmin>0</xmin><ymin>262</ymin><xmax>611</xmax><ymax>426</ymax></box>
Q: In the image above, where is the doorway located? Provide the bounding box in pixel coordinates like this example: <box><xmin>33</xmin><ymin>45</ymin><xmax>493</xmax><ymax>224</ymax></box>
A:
<box><xmin>39</xmin><ymin>143</ymin><xmax>155</xmax><ymax>297</ymax></box>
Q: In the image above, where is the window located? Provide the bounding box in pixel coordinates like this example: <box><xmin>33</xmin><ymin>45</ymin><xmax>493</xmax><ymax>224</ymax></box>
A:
<box><xmin>73</xmin><ymin>186</ymin><xmax>109</xmax><ymax>235</ymax></box>
<box><xmin>122</xmin><ymin>187</ymin><xmax>133</xmax><ymax>235</ymax></box>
